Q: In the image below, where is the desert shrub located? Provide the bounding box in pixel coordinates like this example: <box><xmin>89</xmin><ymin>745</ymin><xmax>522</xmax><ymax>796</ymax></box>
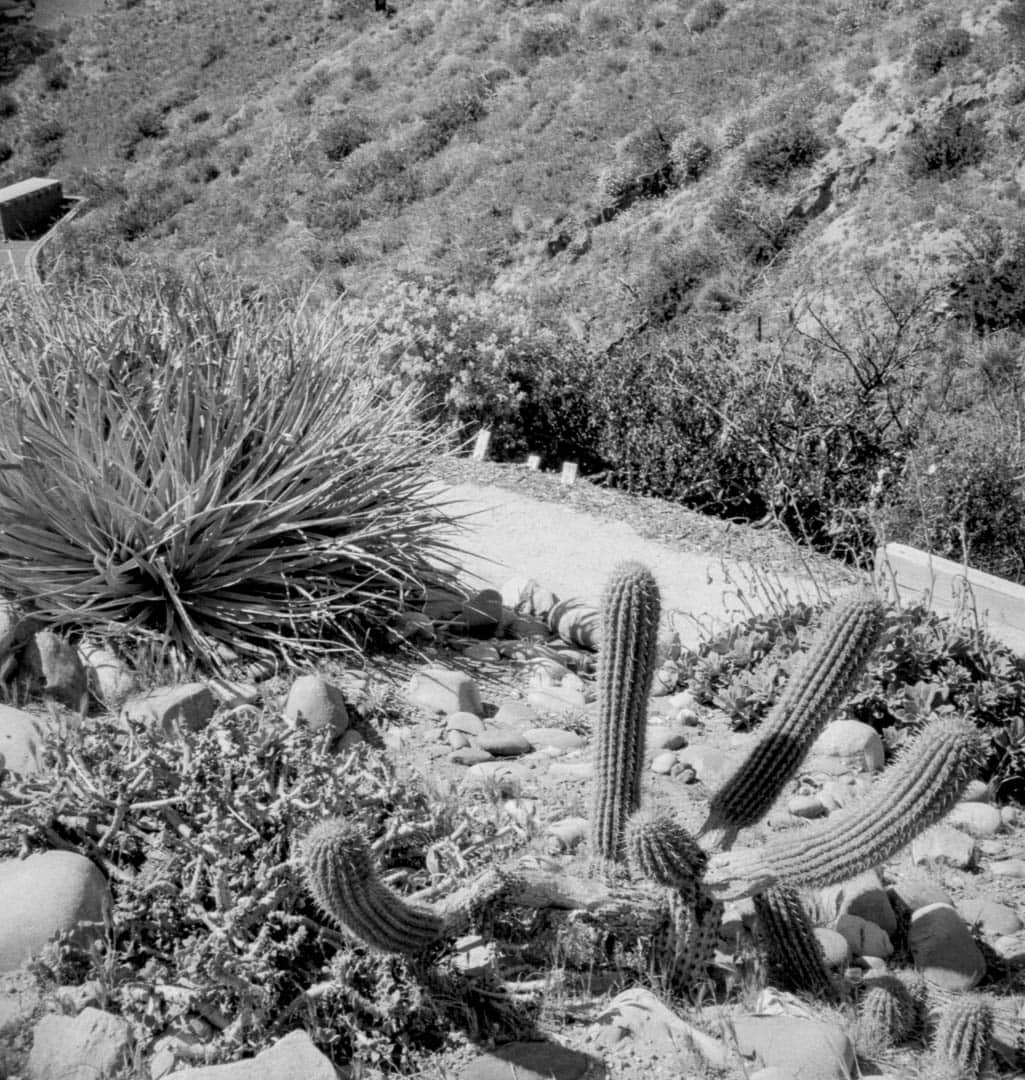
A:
<box><xmin>318</xmin><ymin>110</ymin><xmax>374</xmax><ymax>162</ymax></box>
<box><xmin>112</xmin><ymin>175</ymin><xmax>191</xmax><ymax>239</ymax></box>
<box><xmin>947</xmin><ymin>220</ymin><xmax>1025</xmax><ymax>331</ymax></box>
<box><xmin>903</xmin><ymin>105</ymin><xmax>986</xmax><ymax>178</ymax></box>
<box><xmin>413</xmin><ymin>80</ymin><xmax>488</xmax><ymax>156</ymax></box>
<box><xmin>707</xmin><ymin>186</ymin><xmax>798</xmax><ymax>263</ymax></box>
<box><xmin>0</xmin><ymin>272</ymin><xmax>462</xmax><ymax>669</ymax></box>
<box><xmin>596</xmin><ymin>123</ymin><xmax>675</xmax><ymax>210</ymax></box>
<box><xmin>0</xmin><ymin>141</ymin><xmax>12</xmax><ymax>165</ymax></box>
<box><xmin>514</xmin><ymin>13</ymin><xmax>574</xmax><ymax>66</ymax></box>
<box><xmin>0</xmin><ymin>91</ymin><xmax>18</xmax><ymax>117</ymax></box>
<box><xmin>910</xmin><ymin>26</ymin><xmax>972</xmax><ymax>75</ymax></box>
<box><xmin>999</xmin><ymin>0</ymin><xmax>1025</xmax><ymax>53</ymax></box>
<box><xmin>741</xmin><ymin>116</ymin><xmax>825</xmax><ymax>186</ymax></box>
<box><xmin>26</xmin><ymin>116</ymin><xmax>64</xmax><ymax>147</ymax></box>
<box><xmin>669</xmin><ymin>129</ymin><xmax>715</xmax><ymax>182</ymax></box>
<box><xmin>686</xmin><ymin>0</ymin><xmax>727</xmax><ymax>33</ymax></box>
<box><xmin>38</xmin><ymin>51</ymin><xmax>71</xmax><ymax>91</ymax></box>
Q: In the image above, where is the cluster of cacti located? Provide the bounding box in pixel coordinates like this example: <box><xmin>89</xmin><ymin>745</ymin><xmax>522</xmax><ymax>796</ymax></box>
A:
<box><xmin>930</xmin><ymin>995</ymin><xmax>994</xmax><ymax>1080</ymax></box>
<box><xmin>700</xmin><ymin>591</ymin><xmax>887</xmax><ymax>850</ymax></box>
<box><xmin>856</xmin><ymin>974</ymin><xmax>918</xmax><ymax>1052</ymax></box>
<box><xmin>589</xmin><ymin>560</ymin><xmax>661</xmax><ymax>876</ymax></box>
<box><xmin>626</xmin><ymin>809</ymin><xmax>708</xmax><ymax>903</ymax></box>
<box><xmin>752</xmin><ymin>885</ymin><xmax>839</xmax><ymax>1003</ymax></box>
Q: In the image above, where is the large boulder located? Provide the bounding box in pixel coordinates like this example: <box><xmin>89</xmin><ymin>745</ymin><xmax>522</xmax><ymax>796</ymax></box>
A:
<box><xmin>27</xmin><ymin>1008</ymin><xmax>132</xmax><ymax>1080</ymax></box>
<box><xmin>170</xmin><ymin>1029</ymin><xmax>337</xmax><ymax>1079</ymax></box>
<box><xmin>908</xmin><ymin>902</ymin><xmax>986</xmax><ymax>990</ymax></box>
<box><xmin>0</xmin><ymin>705</ymin><xmax>49</xmax><ymax>778</ymax></box>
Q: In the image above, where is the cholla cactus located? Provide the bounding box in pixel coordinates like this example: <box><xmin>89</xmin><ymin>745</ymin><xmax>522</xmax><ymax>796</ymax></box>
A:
<box><xmin>857</xmin><ymin>975</ymin><xmax>918</xmax><ymax>1052</ymax></box>
<box><xmin>590</xmin><ymin>561</ymin><xmax>661</xmax><ymax>875</ymax></box>
<box><xmin>701</xmin><ymin>592</ymin><xmax>886</xmax><ymax>849</ymax></box>
<box><xmin>299</xmin><ymin>817</ymin><xmax>444</xmax><ymax>956</ymax></box>
<box><xmin>753</xmin><ymin>884</ymin><xmax>838</xmax><ymax>1003</ymax></box>
<box><xmin>931</xmin><ymin>995</ymin><xmax>993</xmax><ymax>1080</ymax></box>
<box><xmin>626</xmin><ymin>809</ymin><xmax>708</xmax><ymax>902</ymax></box>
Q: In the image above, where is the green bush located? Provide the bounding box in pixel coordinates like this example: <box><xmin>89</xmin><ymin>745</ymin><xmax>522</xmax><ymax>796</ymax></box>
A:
<box><xmin>686</xmin><ymin>0</ymin><xmax>727</xmax><ymax>33</ymax></box>
<box><xmin>0</xmin><ymin>91</ymin><xmax>18</xmax><ymax>117</ymax></box>
<box><xmin>0</xmin><ymin>141</ymin><xmax>12</xmax><ymax>165</ymax></box>
<box><xmin>318</xmin><ymin>110</ymin><xmax>374</xmax><ymax>162</ymax></box>
<box><xmin>0</xmin><ymin>272</ymin><xmax>463</xmax><ymax>669</ymax></box>
<box><xmin>948</xmin><ymin>220</ymin><xmax>1025</xmax><ymax>331</ymax></box>
<box><xmin>903</xmin><ymin>105</ymin><xmax>986</xmax><ymax>178</ymax></box>
<box><xmin>910</xmin><ymin>26</ymin><xmax>972</xmax><ymax>75</ymax></box>
<box><xmin>669</xmin><ymin>130</ymin><xmax>715</xmax><ymax>182</ymax></box>
<box><xmin>741</xmin><ymin>117</ymin><xmax>825</xmax><ymax>187</ymax></box>
<box><xmin>38</xmin><ymin>51</ymin><xmax>72</xmax><ymax>90</ymax></box>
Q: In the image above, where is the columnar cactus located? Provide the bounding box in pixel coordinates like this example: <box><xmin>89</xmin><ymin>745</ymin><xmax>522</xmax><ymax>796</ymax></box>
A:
<box><xmin>857</xmin><ymin>975</ymin><xmax>918</xmax><ymax>1052</ymax></box>
<box><xmin>626</xmin><ymin>809</ymin><xmax>708</xmax><ymax>902</ymax></box>
<box><xmin>931</xmin><ymin>996</ymin><xmax>993</xmax><ymax>1080</ymax></box>
<box><xmin>299</xmin><ymin>817</ymin><xmax>444</xmax><ymax>956</ymax></box>
<box><xmin>590</xmin><ymin>561</ymin><xmax>661</xmax><ymax>874</ymax></box>
<box><xmin>661</xmin><ymin>886</ymin><xmax>722</xmax><ymax>994</ymax></box>
<box><xmin>753</xmin><ymin>884</ymin><xmax>838</xmax><ymax>1003</ymax></box>
<box><xmin>709</xmin><ymin>713</ymin><xmax>987</xmax><ymax>897</ymax></box>
<box><xmin>700</xmin><ymin>591</ymin><xmax>886</xmax><ymax>849</ymax></box>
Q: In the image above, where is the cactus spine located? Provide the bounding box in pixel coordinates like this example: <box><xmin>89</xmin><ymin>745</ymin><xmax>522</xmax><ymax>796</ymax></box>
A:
<box><xmin>709</xmin><ymin>714</ymin><xmax>987</xmax><ymax>896</ymax></box>
<box><xmin>753</xmin><ymin>885</ymin><xmax>839</xmax><ymax>1003</ymax></box>
<box><xmin>931</xmin><ymin>996</ymin><xmax>993</xmax><ymax>1080</ymax></box>
<box><xmin>590</xmin><ymin>561</ymin><xmax>661</xmax><ymax>874</ymax></box>
<box><xmin>299</xmin><ymin>817</ymin><xmax>444</xmax><ymax>956</ymax></box>
<box><xmin>626</xmin><ymin>810</ymin><xmax>708</xmax><ymax>902</ymax></box>
<box><xmin>701</xmin><ymin>592</ymin><xmax>886</xmax><ymax>848</ymax></box>
<box><xmin>857</xmin><ymin>975</ymin><xmax>918</xmax><ymax>1052</ymax></box>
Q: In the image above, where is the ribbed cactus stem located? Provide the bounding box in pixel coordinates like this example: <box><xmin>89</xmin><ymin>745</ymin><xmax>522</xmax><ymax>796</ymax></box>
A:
<box><xmin>857</xmin><ymin>975</ymin><xmax>917</xmax><ymax>1052</ymax></box>
<box><xmin>661</xmin><ymin>884</ymin><xmax>722</xmax><ymax>994</ymax></box>
<box><xmin>590</xmin><ymin>561</ymin><xmax>661</xmax><ymax>874</ymax></box>
<box><xmin>932</xmin><ymin>996</ymin><xmax>993</xmax><ymax>1080</ymax></box>
<box><xmin>753</xmin><ymin>885</ymin><xmax>839</xmax><ymax>1003</ymax></box>
<box><xmin>300</xmin><ymin>818</ymin><xmax>444</xmax><ymax>956</ymax></box>
<box><xmin>701</xmin><ymin>592</ymin><xmax>886</xmax><ymax>848</ymax></box>
<box><xmin>626</xmin><ymin>810</ymin><xmax>708</xmax><ymax>902</ymax></box>
<box><xmin>708</xmin><ymin>714</ymin><xmax>987</xmax><ymax>898</ymax></box>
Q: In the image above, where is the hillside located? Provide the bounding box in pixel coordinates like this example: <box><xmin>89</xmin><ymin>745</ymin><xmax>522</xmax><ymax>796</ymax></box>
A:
<box><xmin>4</xmin><ymin>0</ymin><xmax>1025</xmax><ymax>573</ymax></box>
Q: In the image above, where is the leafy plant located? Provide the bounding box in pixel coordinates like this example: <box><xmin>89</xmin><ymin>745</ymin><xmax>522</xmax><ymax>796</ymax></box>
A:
<box><xmin>0</xmin><ymin>271</ymin><xmax>465</xmax><ymax>670</ymax></box>
<box><xmin>903</xmin><ymin>105</ymin><xmax>986</xmax><ymax>178</ymax></box>
<box><xmin>741</xmin><ymin>117</ymin><xmax>825</xmax><ymax>187</ymax></box>
<box><xmin>910</xmin><ymin>26</ymin><xmax>972</xmax><ymax>76</ymax></box>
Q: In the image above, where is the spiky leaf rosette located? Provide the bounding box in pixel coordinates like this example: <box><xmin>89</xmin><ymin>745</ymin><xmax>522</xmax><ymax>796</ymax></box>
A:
<box><xmin>753</xmin><ymin>885</ymin><xmax>839</xmax><ymax>1003</ymax></box>
<box><xmin>931</xmin><ymin>995</ymin><xmax>993</xmax><ymax>1080</ymax></box>
<box><xmin>590</xmin><ymin>561</ymin><xmax>661</xmax><ymax>875</ymax></box>
<box><xmin>857</xmin><ymin>975</ymin><xmax>917</xmax><ymax>1052</ymax></box>
<box><xmin>300</xmin><ymin>817</ymin><xmax>444</xmax><ymax>956</ymax></box>
<box><xmin>626</xmin><ymin>810</ymin><xmax>708</xmax><ymax>902</ymax></box>
<box><xmin>701</xmin><ymin>592</ymin><xmax>886</xmax><ymax>849</ymax></box>
<box><xmin>708</xmin><ymin>714</ymin><xmax>988</xmax><ymax>899</ymax></box>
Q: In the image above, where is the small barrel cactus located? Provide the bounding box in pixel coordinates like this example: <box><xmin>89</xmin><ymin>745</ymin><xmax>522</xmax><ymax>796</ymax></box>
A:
<box><xmin>931</xmin><ymin>995</ymin><xmax>993</xmax><ymax>1080</ymax></box>
<box><xmin>857</xmin><ymin>974</ymin><xmax>918</xmax><ymax>1052</ymax></box>
<box><xmin>626</xmin><ymin>809</ymin><xmax>708</xmax><ymax>902</ymax></box>
<box><xmin>590</xmin><ymin>561</ymin><xmax>661</xmax><ymax>875</ymax></box>
<box><xmin>753</xmin><ymin>884</ymin><xmax>838</xmax><ymax>1003</ymax></box>
<box><xmin>299</xmin><ymin>817</ymin><xmax>444</xmax><ymax>956</ymax></box>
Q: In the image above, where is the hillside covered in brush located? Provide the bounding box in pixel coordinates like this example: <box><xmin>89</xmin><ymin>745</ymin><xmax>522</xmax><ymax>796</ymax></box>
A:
<box><xmin>5</xmin><ymin>0</ymin><xmax>1025</xmax><ymax>573</ymax></box>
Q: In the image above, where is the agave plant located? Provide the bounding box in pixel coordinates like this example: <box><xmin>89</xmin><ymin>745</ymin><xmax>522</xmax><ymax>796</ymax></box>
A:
<box><xmin>0</xmin><ymin>271</ymin><xmax>466</xmax><ymax>669</ymax></box>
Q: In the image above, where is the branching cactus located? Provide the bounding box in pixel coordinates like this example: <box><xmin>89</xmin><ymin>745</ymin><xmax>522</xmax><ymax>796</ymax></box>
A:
<box><xmin>300</xmin><ymin>817</ymin><xmax>444</xmax><ymax>957</ymax></box>
<box><xmin>700</xmin><ymin>591</ymin><xmax>886</xmax><ymax>850</ymax></box>
<box><xmin>590</xmin><ymin>561</ymin><xmax>661</xmax><ymax>875</ymax></box>
<box><xmin>626</xmin><ymin>809</ymin><xmax>708</xmax><ymax>903</ymax></box>
<box><xmin>708</xmin><ymin>713</ymin><xmax>988</xmax><ymax>898</ymax></box>
<box><xmin>753</xmin><ymin>884</ymin><xmax>839</xmax><ymax>1003</ymax></box>
<box><xmin>931</xmin><ymin>995</ymin><xmax>993</xmax><ymax>1080</ymax></box>
<box><xmin>856</xmin><ymin>974</ymin><xmax>918</xmax><ymax>1052</ymax></box>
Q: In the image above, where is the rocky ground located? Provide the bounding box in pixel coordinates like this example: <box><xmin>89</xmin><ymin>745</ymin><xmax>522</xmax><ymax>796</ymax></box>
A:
<box><xmin>1</xmin><ymin>462</ymin><xmax>1024</xmax><ymax>1080</ymax></box>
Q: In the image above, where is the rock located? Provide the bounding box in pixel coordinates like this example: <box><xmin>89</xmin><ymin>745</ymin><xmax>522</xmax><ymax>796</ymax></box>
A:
<box><xmin>456</xmin><ymin>589</ymin><xmax>503</xmax><ymax>638</ymax></box>
<box><xmin>27</xmin><ymin>1008</ymin><xmax>132</xmax><ymax>1080</ymax></box>
<box><xmin>993</xmin><ymin>932</ymin><xmax>1025</xmax><ymax>964</ymax></box>
<box><xmin>460</xmin><ymin>1041</ymin><xmax>589</xmax><ymax>1080</ymax></box>
<box><xmin>650</xmin><ymin>750</ymin><xmax>677</xmax><ymax>774</ymax></box>
<box><xmin>462</xmin><ymin>642</ymin><xmax>501</xmax><ymax>662</ymax></box>
<box><xmin>451</xmin><ymin>934</ymin><xmax>497</xmax><ymax>977</ymax></box>
<box><xmin>336</xmin><ymin>728</ymin><xmax>363</xmax><ymax>750</ymax></box>
<box><xmin>806</xmin><ymin>719</ymin><xmax>885</xmax><ymax>773</ymax></box>
<box><xmin>447</xmin><ymin>729</ymin><xmax>470</xmax><ymax>749</ymax></box>
<box><xmin>525</xmin><ymin>686</ymin><xmax>586</xmax><ymax>717</ymax></box>
<box><xmin>447</xmin><ymin>711</ymin><xmax>486</xmax><ymax>736</ymax></box>
<box><xmin>283</xmin><ymin>675</ymin><xmax>349</xmax><ymax>733</ymax></box>
<box><xmin>120</xmin><ymin>683</ymin><xmax>217</xmax><ymax>734</ymax></box>
<box><xmin>406</xmin><ymin>667</ymin><xmax>482</xmax><ymax>716</ymax></box>
<box><xmin>169</xmin><ymin>1029</ymin><xmax>337</xmax><ymax>1079</ymax></box>
<box><xmin>506</xmin><ymin>615</ymin><xmax>550</xmax><ymax>639</ymax></box>
<box><xmin>962</xmin><ymin>779</ymin><xmax>991</xmax><ymax>802</ymax></box>
<box><xmin>888</xmin><ymin>874</ymin><xmax>952</xmax><ymax>913</ymax></box>
<box><xmin>834</xmin><ymin>913</ymin><xmax>892</xmax><ymax>959</ymax></box>
<box><xmin>646</xmin><ymin>724</ymin><xmax>687</xmax><ymax>751</ymax></box>
<box><xmin>547</xmin><ymin>760</ymin><xmax>594</xmax><ymax>781</ymax></box>
<box><xmin>677</xmin><ymin>745</ymin><xmax>733</xmax><ymax>786</ymax></box>
<box><xmin>422</xmin><ymin>586</ymin><xmax>465</xmax><ymax>623</ymax></box>
<box><xmin>493</xmin><ymin>699</ymin><xmax>542</xmax><ymax>726</ymax></box>
<box><xmin>908</xmin><ymin>902</ymin><xmax>986</xmax><ymax>990</ymax></box>
<box><xmin>947</xmin><ymin>801</ymin><xmax>1003</xmax><ymax>836</ymax></box>
<box><xmin>0</xmin><ymin>705</ymin><xmax>49</xmax><ymax>778</ymax></box>
<box><xmin>650</xmin><ymin>661</ymin><xmax>679</xmax><ymax>696</ymax></box>
<box><xmin>523</xmin><ymin>727</ymin><xmax>586</xmax><ymax>751</ymax></box>
<box><xmin>815</xmin><ymin>870</ymin><xmax>897</xmax><ymax>935</ymax></box>
<box><xmin>1001</xmin><ymin>805</ymin><xmax>1021</xmax><ymax>828</ymax></box>
<box><xmin>12</xmin><ymin>631</ymin><xmax>89</xmax><ymax>716</ymax></box>
<box><xmin>476</xmin><ymin>728</ymin><xmax>532</xmax><ymax>757</ymax></box>
<box><xmin>0</xmin><ymin>969</ymin><xmax>42</xmax><ymax>1038</ymax></box>
<box><xmin>547</xmin><ymin>599</ymin><xmax>602</xmax><ymax>650</ymax></box>
<box><xmin>991</xmin><ymin>858</ymin><xmax>1025</xmax><ymax>878</ymax></box>
<box><xmin>545</xmin><ymin>817</ymin><xmax>589</xmax><ymax>854</ymax></box>
<box><xmin>813</xmin><ymin>928</ymin><xmax>851</xmax><ymax>968</ymax></box>
<box><xmin>0</xmin><ymin>851</ymin><xmax>110</xmax><ymax>973</ymax></box>
<box><xmin>207</xmin><ymin>677</ymin><xmax>260</xmax><ymax>709</ymax></box>
<box><xmin>959</xmin><ymin>898</ymin><xmax>1023</xmax><ymax>937</ymax></box>
<box><xmin>731</xmin><ymin>1016</ymin><xmax>855</xmax><ymax>1080</ymax></box>
<box><xmin>911</xmin><ymin>824</ymin><xmax>976</xmax><ymax>869</ymax></box>
<box><xmin>788</xmin><ymin>794</ymin><xmax>827</xmax><ymax>819</ymax></box>
<box><xmin>78</xmin><ymin>642</ymin><xmax>138</xmax><ymax>708</ymax></box>
<box><xmin>451</xmin><ymin>748</ymin><xmax>494</xmax><ymax>766</ymax></box>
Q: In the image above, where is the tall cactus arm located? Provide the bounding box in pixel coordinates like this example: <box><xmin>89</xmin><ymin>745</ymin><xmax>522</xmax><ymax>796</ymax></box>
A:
<box><xmin>707</xmin><ymin>713</ymin><xmax>987</xmax><ymax>900</ymax></box>
<box><xmin>590</xmin><ymin>561</ymin><xmax>661</xmax><ymax>874</ymax></box>
<box><xmin>931</xmin><ymin>995</ymin><xmax>993</xmax><ymax>1080</ymax></box>
<box><xmin>753</xmin><ymin>884</ymin><xmax>839</xmax><ymax>1003</ymax></box>
<box><xmin>299</xmin><ymin>817</ymin><xmax>444</xmax><ymax>956</ymax></box>
<box><xmin>700</xmin><ymin>592</ymin><xmax>886</xmax><ymax>849</ymax></box>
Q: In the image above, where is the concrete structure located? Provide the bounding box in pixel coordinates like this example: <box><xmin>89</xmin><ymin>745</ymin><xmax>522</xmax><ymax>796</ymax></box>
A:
<box><xmin>0</xmin><ymin>177</ymin><xmax>63</xmax><ymax>241</ymax></box>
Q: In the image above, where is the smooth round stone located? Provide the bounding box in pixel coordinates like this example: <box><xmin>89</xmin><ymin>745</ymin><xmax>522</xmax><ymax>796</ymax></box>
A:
<box><xmin>962</xmin><ymin>779</ymin><xmax>991</xmax><ymax>802</ymax></box>
<box><xmin>908</xmin><ymin>902</ymin><xmax>986</xmax><ymax>990</ymax></box>
<box><xmin>647</xmin><ymin>725</ymin><xmax>687</xmax><ymax>751</ymax></box>
<box><xmin>451</xmin><ymin>748</ymin><xmax>494</xmax><ymax>766</ymax></box>
<box><xmin>525</xmin><ymin>662</ymin><xmax>569</xmax><ymax>688</ymax></box>
<box><xmin>523</xmin><ymin>727</ymin><xmax>586</xmax><ymax>751</ymax></box>
<box><xmin>993</xmin><ymin>932</ymin><xmax>1025</xmax><ymax>964</ymax></box>
<box><xmin>462</xmin><ymin>642</ymin><xmax>501</xmax><ymax>662</ymax></box>
<box><xmin>545</xmin><ymin>817</ymin><xmax>589</xmax><ymax>854</ymax></box>
<box><xmin>947</xmin><ymin>801</ymin><xmax>1003</xmax><ymax>837</ymax></box>
<box><xmin>889</xmin><ymin>874</ymin><xmax>952</xmax><ymax>913</ymax></box>
<box><xmin>991</xmin><ymin>858</ymin><xmax>1025</xmax><ymax>879</ymax></box>
<box><xmin>547</xmin><ymin>761</ymin><xmax>594</xmax><ymax>781</ymax></box>
<box><xmin>460</xmin><ymin>1041</ymin><xmax>589</xmax><ymax>1080</ymax></box>
<box><xmin>1002</xmin><ymin>805</ymin><xmax>1021</xmax><ymax>827</ymax></box>
<box><xmin>477</xmin><ymin>728</ymin><xmax>532</xmax><ymax>757</ymax></box>
<box><xmin>911</xmin><ymin>824</ymin><xmax>976</xmax><ymax>869</ymax></box>
<box><xmin>788</xmin><ymin>794</ymin><xmax>827</xmax><ymax>819</ymax></box>
<box><xmin>731</xmin><ymin>1016</ymin><xmax>854</xmax><ymax>1080</ymax></box>
<box><xmin>677</xmin><ymin>745</ymin><xmax>732</xmax><ymax>785</ymax></box>
<box><xmin>283</xmin><ymin>676</ymin><xmax>349</xmax><ymax>734</ymax></box>
<box><xmin>406</xmin><ymin>667</ymin><xmax>482</xmax><ymax>716</ymax></box>
<box><xmin>447</xmin><ymin>729</ymin><xmax>471</xmax><ymax>750</ymax></box>
<box><xmin>493</xmin><ymin>700</ymin><xmax>541</xmax><ymax>727</ymax></box>
<box><xmin>0</xmin><ymin>705</ymin><xmax>49</xmax><ymax>778</ymax></box>
<box><xmin>834</xmin><ymin>913</ymin><xmax>892</xmax><ymax>959</ymax></box>
<box><xmin>821</xmin><ymin>870</ymin><xmax>897</xmax><ymax>935</ymax></box>
<box><xmin>814</xmin><ymin>928</ymin><xmax>851</xmax><ymax>968</ymax></box>
<box><xmin>457</xmin><ymin>589</ymin><xmax>503</xmax><ymax>638</ymax></box>
<box><xmin>807</xmin><ymin>719</ymin><xmax>885</xmax><ymax>773</ymax></box>
<box><xmin>650</xmin><ymin>750</ymin><xmax>677</xmax><ymax>775</ymax></box>
<box><xmin>447</xmin><ymin>711</ymin><xmax>486</xmax><ymax>736</ymax></box>
<box><xmin>336</xmin><ymin>728</ymin><xmax>363</xmax><ymax>750</ymax></box>
<box><xmin>959</xmin><ymin>898</ymin><xmax>1023</xmax><ymax>937</ymax></box>
<box><xmin>525</xmin><ymin>686</ymin><xmax>587</xmax><ymax>716</ymax></box>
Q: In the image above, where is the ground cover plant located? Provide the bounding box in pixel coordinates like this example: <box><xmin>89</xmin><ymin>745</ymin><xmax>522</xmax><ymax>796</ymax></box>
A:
<box><xmin>0</xmin><ymin>271</ymin><xmax>465</xmax><ymax>671</ymax></box>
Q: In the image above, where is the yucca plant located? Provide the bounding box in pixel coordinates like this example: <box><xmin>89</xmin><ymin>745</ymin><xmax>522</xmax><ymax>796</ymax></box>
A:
<box><xmin>0</xmin><ymin>271</ymin><xmax>465</xmax><ymax>669</ymax></box>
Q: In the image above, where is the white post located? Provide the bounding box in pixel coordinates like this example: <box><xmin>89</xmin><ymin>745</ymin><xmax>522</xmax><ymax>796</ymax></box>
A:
<box><xmin>561</xmin><ymin>461</ymin><xmax>578</xmax><ymax>485</ymax></box>
<box><xmin>526</xmin><ymin>453</ymin><xmax>541</xmax><ymax>470</ymax></box>
<box><xmin>472</xmin><ymin>429</ymin><xmax>492</xmax><ymax>461</ymax></box>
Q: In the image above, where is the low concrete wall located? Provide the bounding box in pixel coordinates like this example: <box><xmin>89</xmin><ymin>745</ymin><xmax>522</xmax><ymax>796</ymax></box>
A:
<box><xmin>876</xmin><ymin>541</ymin><xmax>1025</xmax><ymax>654</ymax></box>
